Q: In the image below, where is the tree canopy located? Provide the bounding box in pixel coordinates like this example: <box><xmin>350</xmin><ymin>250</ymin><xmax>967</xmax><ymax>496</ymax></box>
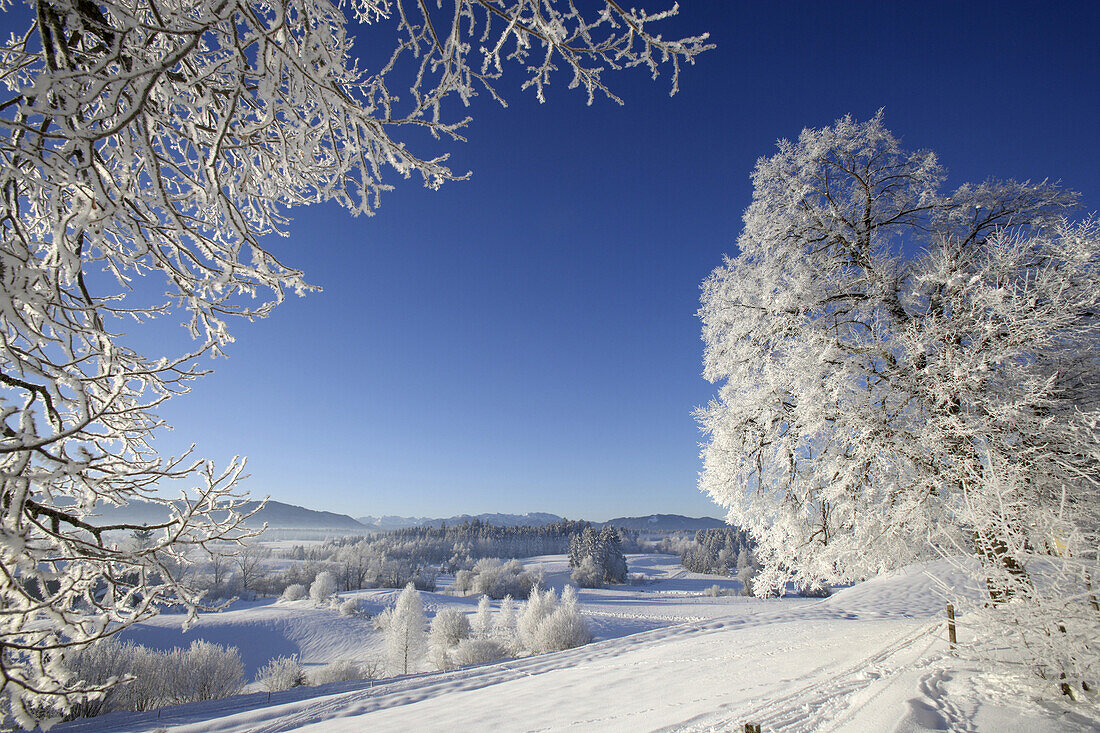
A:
<box><xmin>697</xmin><ymin>112</ymin><xmax>1099</xmax><ymax>694</ymax></box>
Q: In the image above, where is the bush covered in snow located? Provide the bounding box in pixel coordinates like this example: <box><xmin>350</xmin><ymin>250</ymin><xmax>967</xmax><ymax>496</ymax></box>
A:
<box><xmin>255</xmin><ymin>655</ymin><xmax>307</xmax><ymax>692</ymax></box>
<box><xmin>373</xmin><ymin>607</ymin><xmax>393</xmax><ymax>632</ymax></box>
<box><xmin>63</xmin><ymin>639</ymin><xmax>244</xmax><ymax>719</ymax></box>
<box><xmin>310</xmin><ymin>571</ymin><xmax>338</xmax><ymax>604</ymax></box>
<box><xmin>473</xmin><ymin>595</ymin><xmax>493</xmax><ymax>637</ymax></box>
<box><xmin>518</xmin><ymin>586</ymin><xmax>591</xmax><ymax>654</ymax></box>
<box><xmin>451</xmin><ymin>638</ymin><xmax>507</xmax><ymax>667</ymax></box>
<box><xmin>429</xmin><ymin>608</ymin><xmax>471</xmax><ymax>670</ymax></box>
<box><xmin>457</xmin><ymin>558</ymin><xmax>539</xmax><ymax>599</ymax></box>
<box><xmin>280</xmin><ymin>583</ymin><xmax>308</xmax><ymax>602</ymax></box>
<box><xmin>339</xmin><ymin>597</ymin><xmax>361</xmax><ymax>616</ymax></box>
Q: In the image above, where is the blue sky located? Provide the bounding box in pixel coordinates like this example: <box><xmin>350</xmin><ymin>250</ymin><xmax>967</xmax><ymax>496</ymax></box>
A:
<box><xmin>109</xmin><ymin>1</ymin><xmax>1099</xmax><ymax>521</ymax></box>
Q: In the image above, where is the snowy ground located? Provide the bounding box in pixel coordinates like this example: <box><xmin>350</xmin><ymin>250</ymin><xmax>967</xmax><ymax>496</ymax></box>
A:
<box><xmin>58</xmin><ymin>555</ymin><xmax>1097</xmax><ymax>732</ymax></box>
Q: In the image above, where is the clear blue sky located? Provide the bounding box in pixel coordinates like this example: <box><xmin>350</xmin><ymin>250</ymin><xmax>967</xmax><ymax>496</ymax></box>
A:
<box><xmin>96</xmin><ymin>2</ymin><xmax>1099</xmax><ymax>521</ymax></box>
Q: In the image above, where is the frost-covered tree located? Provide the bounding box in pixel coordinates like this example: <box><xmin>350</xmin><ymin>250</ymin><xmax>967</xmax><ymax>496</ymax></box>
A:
<box><xmin>697</xmin><ymin>113</ymin><xmax>1099</xmax><ymax>696</ymax></box>
<box><xmin>280</xmin><ymin>583</ymin><xmax>307</xmax><ymax>602</ymax></box>
<box><xmin>386</xmin><ymin>582</ymin><xmax>427</xmax><ymax>675</ymax></box>
<box><xmin>568</xmin><ymin>525</ymin><xmax>627</xmax><ymax>585</ymax></box>
<box><xmin>234</xmin><ymin>542</ymin><xmax>269</xmax><ymax>595</ymax></box>
<box><xmin>255</xmin><ymin>655</ymin><xmax>307</xmax><ymax>692</ymax></box>
<box><xmin>495</xmin><ymin>594</ymin><xmax>517</xmax><ymax>650</ymax></box>
<box><xmin>473</xmin><ymin>594</ymin><xmax>493</xmax><ymax>638</ymax></box>
<box><xmin>428</xmin><ymin>607</ymin><xmax>470</xmax><ymax>670</ymax></box>
<box><xmin>0</xmin><ymin>0</ymin><xmax>709</xmax><ymax>720</ymax></box>
<box><xmin>309</xmin><ymin>570</ymin><xmax>338</xmax><ymax>604</ymax></box>
<box><xmin>516</xmin><ymin>585</ymin><xmax>590</xmax><ymax>654</ymax></box>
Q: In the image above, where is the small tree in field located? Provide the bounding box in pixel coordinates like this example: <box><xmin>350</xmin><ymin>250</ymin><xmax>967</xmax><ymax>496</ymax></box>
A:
<box><xmin>309</xmin><ymin>571</ymin><xmax>338</xmax><ymax>605</ymax></box>
<box><xmin>697</xmin><ymin>112</ymin><xmax>1099</xmax><ymax>698</ymax></box>
<box><xmin>386</xmin><ymin>583</ymin><xmax>427</xmax><ymax>676</ymax></box>
<box><xmin>0</xmin><ymin>0</ymin><xmax>710</xmax><ymax>721</ymax></box>
<box><xmin>428</xmin><ymin>607</ymin><xmax>470</xmax><ymax>671</ymax></box>
<box><xmin>473</xmin><ymin>595</ymin><xmax>493</xmax><ymax>638</ymax></box>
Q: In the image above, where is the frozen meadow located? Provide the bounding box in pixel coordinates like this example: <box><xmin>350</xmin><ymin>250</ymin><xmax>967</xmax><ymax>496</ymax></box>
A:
<box><xmin>54</xmin><ymin>554</ymin><xmax>1094</xmax><ymax>733</ymax></box>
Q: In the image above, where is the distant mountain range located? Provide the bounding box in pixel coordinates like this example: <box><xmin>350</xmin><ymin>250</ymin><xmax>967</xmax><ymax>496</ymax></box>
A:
<box><xmin>87</xmin><ymin>499</ymin><xmax>364</xmax><ymax>531</ymax></box>
<box><xmin>80</xmin><ymin>500</ymin><xmax>725</xmax><ymax>534</ymax></box>
<box><xmin>599</xmin><ymin>514</ymin><xmax>728</xmax><ymax>531</ymax></box>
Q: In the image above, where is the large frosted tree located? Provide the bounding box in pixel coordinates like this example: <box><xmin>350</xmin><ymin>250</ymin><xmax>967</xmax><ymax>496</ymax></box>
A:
<box><xmin>0</xmin><ymin>0</ymin><xmax>709</xmax><ymax>722</ymax></box>
<box><xmin>697</xmin><ymin>113</ymin><xmax>1099</xmax><ymax>694</ymax></box>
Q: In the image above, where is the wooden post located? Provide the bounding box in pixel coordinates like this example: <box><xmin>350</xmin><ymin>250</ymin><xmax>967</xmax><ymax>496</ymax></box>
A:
<box><xmin>744</xmin><ymin>724</ymin><xmax>761</xmax><ymax>733</ymax></box>
<box><xmin>946</xmin><ymin>603</ymin><xmax>957</xmax><ymax>649</ymax></box>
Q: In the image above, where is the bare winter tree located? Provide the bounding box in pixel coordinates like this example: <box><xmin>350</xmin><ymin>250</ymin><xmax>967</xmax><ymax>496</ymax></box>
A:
<box><xmin>697</xmin><ymin>112</ymin><xmax>1099</xmax><ymax>698</ymax></box>
<box><xmin>0</xmin><ymin>0</ymin><xmax>710</xmax><ymax>723</ymax></box>
<box><xmin>232</xmin><ymin>542</ymin><xmax>269</xmax><ymax>595</ymax></box>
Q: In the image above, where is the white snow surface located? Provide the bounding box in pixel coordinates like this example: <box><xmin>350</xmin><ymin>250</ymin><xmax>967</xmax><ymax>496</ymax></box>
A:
<box><xmin>58</xmin><ymin>556</ymin><xmax>1097</xmax><ymax>732</ymax></box>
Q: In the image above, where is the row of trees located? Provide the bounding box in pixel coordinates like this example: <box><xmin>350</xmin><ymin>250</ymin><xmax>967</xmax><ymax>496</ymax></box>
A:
<box><xmin>697</xmin><ymin>113</ymin><xmax>1099</xmax><ymax>697</ymax></box>
<box><xmin>382</xmin><ymin>583</ymin><xmax>592</xmax><ymax>676</ymax></box>
<box><xmin>185</xmin><ymin>521</ymin><xmax>649</xmax><ymax>602</ymax></box>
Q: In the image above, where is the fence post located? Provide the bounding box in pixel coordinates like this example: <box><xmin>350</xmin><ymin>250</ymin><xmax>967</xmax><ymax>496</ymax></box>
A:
<box><xmin>946</xmin><ymin>603</ymin><xmax>957</xmax><ymax>650</ymax></box>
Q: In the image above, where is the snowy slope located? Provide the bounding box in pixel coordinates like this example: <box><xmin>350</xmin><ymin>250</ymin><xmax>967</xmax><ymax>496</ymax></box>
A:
<box><xmin>59</xmin><ymin>556</ymin><xmax>1094</xmax><ymax>733</ymax></box>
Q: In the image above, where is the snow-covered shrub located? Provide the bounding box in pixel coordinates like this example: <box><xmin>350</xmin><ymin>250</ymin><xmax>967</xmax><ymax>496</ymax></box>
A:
<box><xmin>570</xmin><ymin>557</ymin><xmax>603</xmax><ymax>588</ymax></box>
<box><xmin>451</xmin><ymin>638</ymin><xmax>507</xmax><ymax>667</ymax></box>
<box><xmin>467</xmin><ymin>558</ymin><xmax>537</xmax><ymax>599</ymax></box>
<box><xmin>704</xmin><ymin>584</ymin><xmax>723</xmax><ymax>597</ymax></box>
<box><xmin>372</xmin><ymin>608</ymin><xmax>392</xmax><ymax>632</ymax></box>
<box><xmin>386</xmin><ymin>583</ymin><xmax>427</xmax><ymax>675</ymax></box>
<box><xmin>339</xmin><ymin>597</ymin><xmax>361</xmax><ymax>616</ymax></box>
<box><xmin>517</xmin><ymin>587</ymin><xmax>557</xmax><ymax>651</ymax></box>
<box><xmin>494</xmin><ymin>595</ymin><xmax>518</xmax><ymax>652</ymax></box>
<box><xmin>309</xmin><ymin>572</ymin><xmax>338</xmax><ymax>604</ymax></box>
<box><xmin>473</xmin><ymin>595</ymin><xmax>493</xmax><ymax>638</ymax></box>
<box><xmin>281</xmin><ymin>584</ymin><xmax>308</xmax><ymax>602</ymax></box>
<box><xmin>256</xmin><ymin>656</ymin><xmax>307</xmax><ymax>692</ymax></box>
<box><xmin>533</xmin><ymin>602</ymin><xmax>592</xmax><ymax>653</ymax></box>
<box><xmin>429</xmin><ymin>608</ymin><xmax>471</xmax><ymax>670</ymax></box>
<box><xmin>519</xmin><ymin>586</ymin><xmax>591</xmax><ymax>654</ymax></box>
<box><xmin>64</xmin><ymin>639</ymin><xmax>243</xmax><ymax>719</ymax></box>
<box><xmin>169</xmin><ymin>641</ymin><xmax>245</xmax><ymax>703</ymax></box>
<box><xmin>63</xmin><ymin>638</ymin><xmax>163</xmax><ymax>717</ymax></box>
<box><xmin>310</xmin><ymin>660</ymin><xmax>363</xmax><ymax>686</ymax></box>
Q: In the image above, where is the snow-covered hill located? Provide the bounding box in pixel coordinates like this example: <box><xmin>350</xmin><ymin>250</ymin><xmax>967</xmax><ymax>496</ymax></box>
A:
<box><xmin>57</xmin><ymin>557</ymin><xmax>1093</xmax><ymax>733</ymax></box>
<box><xmin>89</xmin><ymin>499</ymin><xmax>367</xmax><ymax>531</ymax></box>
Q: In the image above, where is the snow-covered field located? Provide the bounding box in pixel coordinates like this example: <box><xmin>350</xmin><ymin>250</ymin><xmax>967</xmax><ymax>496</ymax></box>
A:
<box><xmin>58</xmin><ymin>555</ymin><xmax>1097</xmax><ymax>732</ymax></box>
